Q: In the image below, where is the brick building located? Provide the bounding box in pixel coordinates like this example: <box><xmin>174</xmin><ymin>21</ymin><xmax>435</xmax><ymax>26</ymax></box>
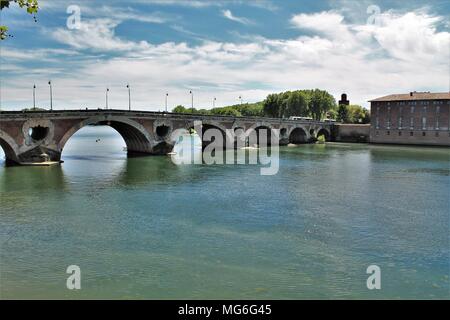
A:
<box><xmin>369</xmin><ymin>92</ymin><xmax>450</xmax><ymax>146</ymax></box>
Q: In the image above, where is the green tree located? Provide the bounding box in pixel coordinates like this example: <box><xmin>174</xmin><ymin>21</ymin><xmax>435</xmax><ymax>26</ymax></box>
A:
<box><xmin>1</xmin><ymin>0</ymin><xmax>39</xmax><ymax>40</ymax></box>
<box><xmin>337</xmin><ymin>104</ymin><xmax>350</xmax><ymax>123</ymax></box>
<box><xmin>21</xmin><ymin>107</ymin><xmax>46</xmax><ymax>112</ymax></box>
<box><xmin>262</xmin><ymin>94</ymin><xmax>280</xmax><ymax>118</ymax></box>
<box><xmin>286</xmin><ymin>91</ymin><xmax>308</xmax><ymax>117</ymax></box>
<box><xmin>196</xmin><ymin>108</ymin><xmax>211</xmax><ymax>115</ymax></box>
<box><xmin>326</xmin><ymin>108</ymin><xmax>338</xmax><ymax>120</ymax></box>
<box><xmin>309</xmin><ymin>89</ymin><xmax>336</xmax><ymax>120</ymax></box>
<box><xmin>336</xmin><ymin>104</ymin><xmax>370</xmax><ymax>123</ymax></box>
<box><xmin>172</xmin><ymin>105</ymin><xmax>188</xmax><ymax>113</ymax></box>
<box><xmin>277</xmin><ymin>91</ymin><xmax>290</xmax><ymax>118</ymax></box>
<box><xmin>362</xmin><ymin>108</ymin><xmax>370</xmax><ymax>124</ymax></box>
<box><xmin>347</xmin><ymin>104</ymin><xmax>370</xmax><ymax>123</ymax></box>
<box><xmin>211</xmin><ymin>106</ymin><xmax>242</xmax><ymax>116</ymax></box>
<box><xmin>235</xmin><ymin>103</ymin><xmax>264</xmax><ymax>116</ymax></box>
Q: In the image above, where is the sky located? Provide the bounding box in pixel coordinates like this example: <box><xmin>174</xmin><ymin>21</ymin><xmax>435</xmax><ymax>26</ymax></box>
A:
<box><xmin>0</xmin><ymin>0</ymin><xmax>449</xmax><ymax>111</ymax></box>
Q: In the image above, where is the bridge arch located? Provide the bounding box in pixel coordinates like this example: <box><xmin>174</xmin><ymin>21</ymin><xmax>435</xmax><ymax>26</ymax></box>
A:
<box><xmin>185</xmin><ymin>120</ymin><xmax>232</xmax><ymax>148</ymax></box>
<box><xmin>288</xmin><ymin>126</ymin><xmax>308</xmax><ymax>144</ymax></box>
<box><xmin>59</xmin><ymin>116</ymin><xmax>154</xmax><ymax>156</ymax></box>
<box><xmin>246</xmin><ymin>122</ymin><xmax>275</xmax><ymax>147</ymax></box>
<box><xmin>316</xmin><ymin>127</ymin><xmax>331</xmax><ymax>141</ymax></box>
<box><xmin>0</xmin><ymin>129</ymin><xmax>20</xmax><ymax>164</ymax></box>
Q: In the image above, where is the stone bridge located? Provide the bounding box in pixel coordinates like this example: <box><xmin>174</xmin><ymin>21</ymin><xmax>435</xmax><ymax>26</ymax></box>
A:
<box><xmin>0</xmin><ymin>109</ymin><xmax>333</xmax><ymax>165</ymax></box>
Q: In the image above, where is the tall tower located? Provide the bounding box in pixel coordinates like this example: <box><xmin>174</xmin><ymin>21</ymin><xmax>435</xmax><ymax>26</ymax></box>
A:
<box><xmin>339</xmin><ymin>93</ymin><xmax>349</xmax><ymax>105</ymax></box>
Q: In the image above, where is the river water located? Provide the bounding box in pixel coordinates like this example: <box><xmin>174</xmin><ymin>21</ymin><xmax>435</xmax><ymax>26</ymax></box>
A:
<box><xmin>0</xmin><ymin>126</ymin><xmax>449</xmax><ymax>299</ymax></box>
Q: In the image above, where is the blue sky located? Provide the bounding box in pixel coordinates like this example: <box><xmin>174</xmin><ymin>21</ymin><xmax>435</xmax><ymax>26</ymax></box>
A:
<box><xmin>0</xmin><ymin>0</ymin><xmax>449</xmax><ymax>110</ymax></box>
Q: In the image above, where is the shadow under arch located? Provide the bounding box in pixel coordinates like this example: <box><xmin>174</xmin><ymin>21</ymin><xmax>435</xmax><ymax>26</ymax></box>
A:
<box><xmin>289</xmin><ymin>127</ymin><xmax>308</xmax><ymax>144</ymax></box>
<box><xmin>253</xmin><ymin>125</ymin><xmax>274</xmax><ymax>147</ymax></box>
<box><xmin>317</xmin><ymin>128</ymin><xmax>331</xmax><ymax>141</ymax></box>
<box><xmin>59</xmin><ymin>116</ymin><xmax>154</xmax><ymax>158</ymax></box>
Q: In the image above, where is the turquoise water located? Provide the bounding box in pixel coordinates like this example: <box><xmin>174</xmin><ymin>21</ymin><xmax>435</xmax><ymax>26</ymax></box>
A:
<box><xmin>0</xmin><ymin>126</ymin><xmax>449</xmax><ymax>299</ymax></box>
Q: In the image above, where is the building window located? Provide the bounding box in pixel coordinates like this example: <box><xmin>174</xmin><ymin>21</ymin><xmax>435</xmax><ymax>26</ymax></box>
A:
<box><xmin>422</xmin><ymin>106</ymin><xmax>427</xmax><ymax>129</ymax></box>
<box><xmin>375</xmin><ymin>116</ymin><xmax>379</xmax><ymax>129</ymax></box>
<box><xmin>398</xmin><ymin>131</ymin><xmax>402</xmax><ymax>136</ymax></box>
<box><xmin>387</xmin><ymin>107</ymin><xmax>391</xmax><ymax>129</ymax></box>
<box><xmin>375</xmin><ymin>131</ymin><xmax>379</xmax><ymax>136</ymax></box>
<box><xmin>387</xmin><ymin>131</ymin><xmax>390</xmax><ymax>136</ymax></box>
<box><xmin>436</xmin><ymin>106</ymin><xmax>440</xmax><ymax>130</ymax></box>
<box><xmin>422</xmin><ymin>132</ymin><xmax>426</xmax><ymax>136</ymax></box>
<box><xmin>410</xmin><ymin>131</ymin><xmax>413</xmax><ymax>136</ymax></box>
<box><xmin>411</xmin><ymin>106</ymin><xmax>415</xmax><ymax>113</ymax></box>
<box><xmin>399</xmin><ymin>116</ymin><xmax>403</xmax><ymax>129</ymax></box>
<box><xmin>435</xmin><ymin>132</ymin><xmax>439</xmax><ymax>137</ymax></box>
<box><xmin>410</xmin><ymin>117</ymin><xmax>414</xmax><ymax>129</ymax></box>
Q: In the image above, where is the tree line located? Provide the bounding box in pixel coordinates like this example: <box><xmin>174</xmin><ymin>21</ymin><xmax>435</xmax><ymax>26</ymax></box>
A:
<box><xmin>173</xmin><ymin>89</ymin><xmax>370</xmax><ymax>124</ymax></box>
<box><xmin>172</xmin><ymin>102</ymin><xmax>264</xmax><ymax>117</ymax></box>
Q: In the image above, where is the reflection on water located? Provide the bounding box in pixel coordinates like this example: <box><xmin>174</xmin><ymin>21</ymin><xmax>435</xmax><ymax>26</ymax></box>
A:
<box><xmin>0</xmin><ymin>127</ymin><xmax>449</xmax><ymax>299</ymax></box>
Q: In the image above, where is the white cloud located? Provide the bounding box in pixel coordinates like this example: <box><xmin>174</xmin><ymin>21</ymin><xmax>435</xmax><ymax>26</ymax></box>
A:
<box><xmin>222</xmin><ymin>9</ymin><xmax>254</xmax><ymax>25</ymax></box>
<box><xmin>356</xmin><ymin>11</ymin><xmax>449</xmax><ymax>63</ymax></box>
<box><xmin>291</xmin><ymin>11</ymin><xmax>349</xmax><ymax>38</ymax></box>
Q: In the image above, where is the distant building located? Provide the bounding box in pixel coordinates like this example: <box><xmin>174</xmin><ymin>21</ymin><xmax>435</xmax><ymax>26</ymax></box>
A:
<box><xmin>339</xmin><ymin>93</ymin><xmax>349</xmax><ymax>106</ymax></box>
<box><xmin>369</xmin><ymin>92</ymin><xmax>450</xmax><ymax>146</ymax></box>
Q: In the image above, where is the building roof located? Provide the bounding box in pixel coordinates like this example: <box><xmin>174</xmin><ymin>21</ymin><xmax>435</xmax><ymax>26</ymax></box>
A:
<box><xmin>369</xmin><ymin>92</ymin><xmax>450</xmax><ymax>102</ymax></box>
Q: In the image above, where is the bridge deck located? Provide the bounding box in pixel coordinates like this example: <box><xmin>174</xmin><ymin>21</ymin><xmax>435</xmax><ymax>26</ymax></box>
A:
<box><xmin>0</xmin><ymin>109</ymin><xmax>330</xmax><ymax>125</ymax></box>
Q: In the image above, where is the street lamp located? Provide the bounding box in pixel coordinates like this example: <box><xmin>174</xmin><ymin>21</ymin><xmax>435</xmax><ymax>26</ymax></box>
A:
<box><xmin>239</xmin><ymin>95</ymin><xmax>243</xmax><ymax>105</ymax></box>
<box><xmin>106</xmin><ymin>88</ymin><xmax>109</xmax><ymax>110</ymax></box>
<box><xmin>213</xmin><ymin>97</ymin><xmax>216</xmax><ymax>108</ymax></box>
<box><xmin>126</xmin><ymin>84</ymin><xmax>131</xmax><ymax>111</ymax></box>
<box><xmin>165</xmin><ymin>92</ymin><xmax>168</xmax><ymax>112</ymax></box>
<box><xmin>33</xmin><ymin>84</ymin><xmax>36</xmax><ymax>109</ymax></box>
<box><xmin>189</xmin><ymin>90</ymin><xmax>194</xmax><ymax>113</ymax></box>
<box><xmin>48</xmin><ymin>80</ymin><xmax>53</xmax><ymax>111</ymax></box>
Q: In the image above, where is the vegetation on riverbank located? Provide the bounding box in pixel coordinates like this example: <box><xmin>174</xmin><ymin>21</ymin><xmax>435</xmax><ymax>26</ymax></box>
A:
<box><xmin>173</xmin><ymin>89</ymin><xmax>369</xmax><ymax>123</ymax></box>
<box><xmin>337</xmin><ymin>104</ymin><xmax>370</xmax><ymax>124</ymax></box>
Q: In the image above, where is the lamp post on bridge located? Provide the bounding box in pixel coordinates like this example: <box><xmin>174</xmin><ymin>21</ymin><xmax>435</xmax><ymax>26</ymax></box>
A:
<box><xmin>33</xmin><ymin>84</ymin><xmax>36</xmax><ymax>109</ymax></box>
<box><xmin>213</xmin><ymin>97</ymin><xmax>216</xmax><ymax>108</ymax></box>
<box><xmin>165</xmin><ymin>92</ymin><xmax>168</xmax><ymax>112</ymax></box>
<box><xmin>239</xmin><ymin>95</ymin><xmax>243</xmax><ymax>106</ymax></box>
<box><xmin>126</xmin><ymin>84</ymin><xmax>131</xmax><ymax>111</ymax></box>
<box><xmin>189</xmin><ymin>90</ymin><xmax>194</xmax><ymax>113</ymax></box>
<box><xmin>106</xmin><ymin>88</ymin><xmax>109</xmax><ymax>110</ymax></box>
<box><xmin>48</xmin><ymin>80</ymin><xmax>53</xmax><ymax>111</ymax></box>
